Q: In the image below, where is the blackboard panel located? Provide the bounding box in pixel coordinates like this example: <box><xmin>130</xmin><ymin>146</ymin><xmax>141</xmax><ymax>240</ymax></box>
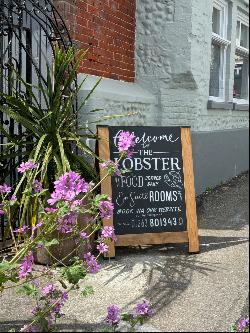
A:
<box><xmin>109</xmin><ymin>126</ymin><xmax>187</xmax><ymax>235</ymax></box>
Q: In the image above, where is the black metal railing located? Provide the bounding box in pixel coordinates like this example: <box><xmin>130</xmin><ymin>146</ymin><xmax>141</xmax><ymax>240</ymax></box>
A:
<box><xmin>0</xmin><ymin>0</ymin><xmax>75</xmax><ymax>243</ymax></box>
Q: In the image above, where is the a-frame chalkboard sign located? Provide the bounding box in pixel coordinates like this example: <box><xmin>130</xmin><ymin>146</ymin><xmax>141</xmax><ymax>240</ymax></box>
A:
<box><xmin>97</xmin><ymin>126</ymin><xmax>200</xmax><ymax>257</ymax></box>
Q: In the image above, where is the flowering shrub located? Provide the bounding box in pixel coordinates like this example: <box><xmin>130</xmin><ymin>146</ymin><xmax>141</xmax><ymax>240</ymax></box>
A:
<box><xmin>104</xmin><ymin>300</ymin><xmax>154</xmax><ymax>332</ymax></box>
<box><xmin>231</xmin><ymin>318</ymin><xmax>249</xmax><ymax>332</ymax></box>
<box><xmin>0</xmin><ymin>131</ymin><xmax>152</xmax><ymax>332</ymax></box>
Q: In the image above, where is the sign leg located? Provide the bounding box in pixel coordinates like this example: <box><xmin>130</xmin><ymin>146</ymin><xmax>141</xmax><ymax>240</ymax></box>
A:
<box><xmin>181</xmin><ymin>128</ymin><xmax>200</xmax><ymax>253</ymax></box>
<box><xmin>97</xmin><ymin>126</ymin><xmax>116</xmax><ymax>258</ymax></box>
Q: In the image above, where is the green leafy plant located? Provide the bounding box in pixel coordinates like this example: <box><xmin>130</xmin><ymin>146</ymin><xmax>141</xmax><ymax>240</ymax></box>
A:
<box><xmin>0</xmin><ymin>45</ymin><xmax>102</xmax><ymax>227</ymax></box>
<box><xmin>0</xmin><ymin>45</ymin><xmax>100</xmax><ymax>184</ymax></box>
<box><xmin>0</xmin><ymin>130</ymin><xmax>137</xmax><ymax>332</ymax></box>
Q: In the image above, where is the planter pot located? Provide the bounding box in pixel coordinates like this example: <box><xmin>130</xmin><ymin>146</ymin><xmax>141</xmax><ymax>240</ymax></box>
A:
<box><xmin>33</xmin><ymin>214</ymin><xmax>95</xmax><ymax>266</ymax></box>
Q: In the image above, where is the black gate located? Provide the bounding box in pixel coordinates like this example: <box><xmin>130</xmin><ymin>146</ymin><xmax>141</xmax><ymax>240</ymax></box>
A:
<box><xmin>0</xmin><ymin>0</ymin><xmax>75</xmax><ymax>243</ymax></box>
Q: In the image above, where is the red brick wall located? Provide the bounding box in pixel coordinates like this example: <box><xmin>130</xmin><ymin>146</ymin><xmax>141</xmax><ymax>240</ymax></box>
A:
<box><xmin>55</xmin><ymin>0</ymin><xmax>136</xmax><ymax>82</ymax></box>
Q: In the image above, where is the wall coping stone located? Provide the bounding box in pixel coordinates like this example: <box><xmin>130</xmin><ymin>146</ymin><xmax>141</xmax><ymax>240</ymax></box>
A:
<box><xmin>78</xmin><ymin>74</ymin><xmax>156</xmax><ymax>104</ymax></box>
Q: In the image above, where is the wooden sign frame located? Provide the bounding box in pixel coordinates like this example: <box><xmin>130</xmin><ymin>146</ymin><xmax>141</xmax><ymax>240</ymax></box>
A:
<box><xmin>97</xmin><ymin>126</ymin><xmax>200</xmax><ymax>257</ymax></box>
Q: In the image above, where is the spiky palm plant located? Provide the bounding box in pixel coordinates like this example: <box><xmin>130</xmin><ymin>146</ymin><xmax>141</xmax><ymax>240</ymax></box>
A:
<box><xmin>0</xmin><ymin>45</ymin><xmax>101</xmax><ymax>226</ymax></box>
<box><xmin>0</xmin><ymin>45</ymin><xmax>101</xmax><ymax>183</ymax></box>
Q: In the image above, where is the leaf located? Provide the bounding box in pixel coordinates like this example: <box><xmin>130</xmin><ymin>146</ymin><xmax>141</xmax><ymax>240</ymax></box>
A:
<box><xmin>44</xmin><ymin>239</ymin><xmax>59</xmax><ymax>248</ymax></box>
<box><xmin>33</xmin><ymin>134</ymin><xmax>47</xmax><ymax>162</ymax></box>
<box><xmin>17</xmin><ymin>283</ymin><xmax>38</xmax><ymax>297</ymax></box>
<box><xmin>0</xmin><ymin>262</ymin><xmax>19</xmax><ymax>287</ymax></box>
<box><xmin>61</xmin><ymin>264</ymin><xmax>86</xmax><ymax>285</ymax></box>
<box><xmin>89</xmin><ymin>108</ymin><xmax>104</xmax><ymax>113</ymax></box>
<box><xmin>40</xmin><ymin>143</ymin><xmax>53</xmax><ymax>182</ymax></box>
<box><xmin>0</xmin><ymin>123</ymin><xmax>17</xmax><ymax>142</ymax></box>
<box><xmin>81</xmin><ymin>286</ymin><xmax>94</xmax><ymax>297</ymax></box>
<box><xmin>56</xmin><ymin>133</ymin><xmax>71</xmax><ymax>173</ymax></box>
<box><xmin>0</xmin><ymin>106</ymin><xmax>40</xmax><ymax>136</ymax></box>
<box><xmin>0</xmin><ymin>274</ymin><xmax>11</xmax><ymax>286</ymax></box>
<box><xmin>94</xmin><ymin>194</ymin><xmax>109</xmax><ymax>204</ymax></box>
<box><xmin>77</xmin><ymin>77</ymin><xmax>102</xmax><ymax>113</ymax></box>
<box><xmin>0</xmin><ymin>262</ymin><xmax>19</xmax><ymax>272</ymax></box>
<box><xmin>121</xmin><ymin>313</ymin><xmax>134</xmax><ymax>322</ymax></box>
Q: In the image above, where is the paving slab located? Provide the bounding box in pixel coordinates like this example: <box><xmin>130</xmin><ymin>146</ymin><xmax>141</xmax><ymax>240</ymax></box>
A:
<box><xmin>0</xmin><ymin>172</ymin><xmax>249</xmax><ymax>332</ymax></box>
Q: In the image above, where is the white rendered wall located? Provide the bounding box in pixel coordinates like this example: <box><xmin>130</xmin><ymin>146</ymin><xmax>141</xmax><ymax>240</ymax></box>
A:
<box><xmin>135</xmin><ymin>0</ymin><xmax>249</xmax><ymax>131</ymax></box>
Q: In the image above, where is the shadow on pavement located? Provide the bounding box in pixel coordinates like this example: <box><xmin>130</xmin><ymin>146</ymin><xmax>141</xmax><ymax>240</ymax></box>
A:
<box><xmin>102</xmin><ymin>228</ymin><xmax>248</xmax><ymax>313</ymax></box>
<box><xmin>0</xmin><ymin>321</ymin><xmax>100</xmax><ymax>332</ymax></box>
<box><xmin>197</xmin><ymin>172</ymin><xmax>249</xmax><ymax>231</ymax></box>
<box><xmin>199</xmin><ymin>235</ymin><xmax>249</xmax><ymax>253</ymax></box>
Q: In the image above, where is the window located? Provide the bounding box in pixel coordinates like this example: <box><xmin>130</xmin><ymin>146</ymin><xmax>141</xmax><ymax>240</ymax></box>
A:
<box><xmin>209</xmin><ymin>0</ymin><xmax>231</xmax><ymax>101</ymax></box>
<box><xmin>233</xmin><ymin>12</ymin><xmax>249</xmax><ymax>103</ymax></box>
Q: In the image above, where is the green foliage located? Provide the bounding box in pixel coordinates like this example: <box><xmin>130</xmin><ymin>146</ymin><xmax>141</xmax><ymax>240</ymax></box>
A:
<box><xmin>0</xmin><ymin>262</ymin><xmax>19</xmax><ymax>271</ymax></box>
<box><xmin>17</xmin><ymin>283</ymin><xmax>38</xmax><ymax>297</ymax></box>
<box><xmin>231</xmin><ymin>324</ymin><xmax>237</xmax><ymax>332</ymax></box>
<box><xmin>121</xmin><ymin>313</ymin><xmax>134</xmax><ymax>322</ymax></box>
<box><xmin>81</xmin><ymin>285</ymin><xmax>94</xmax><ymax>297</ymax></box>
<box><xmin>0</xmin><ymin>45</ymin><xmax>99</xmax><ymax>186</ymax></box>
<box><xmin>0</xmin><ymin>45</ymin><xmax>103</xmax><ymax>227</ymax></box>
<box><xmin>94</xmin><ymin>194</ymin><xmax>109</xmax><ymax>205</ymax></box>
<box><xmin>61</xmin><ymin>263</ymin><xmax>87</xmax><ymax>285</ymax></box>
<box><xmin>0</xmin><ymin>262</ymin><xmax>19</xmax><ymax>290</ymax></box>
<box><xmin>43</xmin><ymin>239</ymin><xmax>60</xmax><ymax>248</ymax></box>
<box><xmin>121</xmin><ymin>313</ymin><xmax>145</xmax><ymax>329</ymax></box>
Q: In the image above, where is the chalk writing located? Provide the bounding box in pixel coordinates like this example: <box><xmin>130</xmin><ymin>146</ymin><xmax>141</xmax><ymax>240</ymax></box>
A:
<box><xmin>109</xmin><ymin>126</ymin><xmax>187</xmax><ymax>235</ymax></box>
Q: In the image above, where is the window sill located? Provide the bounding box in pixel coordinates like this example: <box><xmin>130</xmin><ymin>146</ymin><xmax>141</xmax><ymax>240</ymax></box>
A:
<box><xmin>233</xmin><ymin>103</ymin><xmax>249</xmax><ymax>111</ymax></box>
<box><xmin>207</xmin><ymin>100</ymin><xmax>233</xmax><ymax>110</ymax></box>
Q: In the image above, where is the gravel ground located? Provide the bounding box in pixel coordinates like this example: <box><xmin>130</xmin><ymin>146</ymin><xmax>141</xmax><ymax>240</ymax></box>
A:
<box><xmin>0</xmin><ymin>172</ymin><xmax>249</xmax><ymax>332</ymax></box>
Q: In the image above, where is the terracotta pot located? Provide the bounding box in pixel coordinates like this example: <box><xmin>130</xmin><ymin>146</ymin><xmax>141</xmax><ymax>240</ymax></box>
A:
<box><xmin>33</xmin><ymin>214</ymin><xmax>95</xmax><ymax>266</ymax></box>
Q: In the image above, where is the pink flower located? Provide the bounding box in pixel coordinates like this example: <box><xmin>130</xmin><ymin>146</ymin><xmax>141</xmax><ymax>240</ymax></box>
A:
<box><xmin>57</xmin><ymin>211</ymin><xmax>79</xmax><ymax>234</ymax></box>
<box><xmin>99</xmin><ymin>199</ymin><xmax>114</xmax><ymax>219</ymax></box>
<box><xmin>101</xmin><ymin>160</ymin><xmax>122</xmax><ymax>176</ymax></box>
<box><xmin>10</xmin><ymin>195</ymin><xmax>17</xmax><ymax>202</ymax></box>
<box><xmin>18</xmin><ymin>160</ymin><xmax>38</xmax><ymax>173</ymax></box>
<box><xmin>42</xmin><ymin>284</ymin><xmax>57</xmax><ymax>296</ymax></box>
<box><xmin>33</xmin><ymin>180</ymin><xmax>43</xmax><ymax>193</ymax></box>
<box><xmin>237</xmin><ymin>318</ymin><xmax>249</xmax><ymax>332</ymax></box>
<box><xmin>101</xmin><ymin>226</ymin><xmax>117</xmax><ymax>241</ymax></box>
<box><xmin>44</xmin><ymin>208</ymin><xmax>58</xmax><ymax>214</ymax></box>
<box><xmin>0</xmin><ymin>184</ymin><xmax>12</xmax><ymax>194</ymax></box>
<box><xmin>48</xmin><ymin>172</ymin><xmax>90</xmax><ymax>205</ymax></box>
<box><xmin>0</xmin><ymin>204</ymin><xmax>4</xmax><ymax>216</ymax></box>
<box><xmin>105</xmin><ymin>304</ymin><xmax>121</xmax><ymax>326</ymax></box>
<box><xmin>97</xmin><ymin>243</ymin><xmax>109</xmax><ymax>254</ymax></box>
<box><xmin>19</xmin><ymin>252</ymin><xmax>34</xmax><ymax>279</ymax></box>
<box><xmin>118</xmin><ymin>131</ymin><xmax>135</xmax><ymax>154</ymax></box>
<box><xmin>134</xmin><ymin>300</ymin><xmax>154</xmax><ymax>317</ymax></box>
<box><xmin>32</xmin><ymin>221</ymin><xmax>43</xmax><ymax>232</ymax></box>
<box><xmin>84</xmin><ymin>252</ymin><xmax>101</xmax><ymax>274</ymax></box>
<box><xmin>14</xmin><ymin>225</ymin><xmax>29</xmax><ymax>234</ymax></box>
<box><xmin>71</xmin><ymin>200</ymin><xmax>83</xmax><ymax>207</ymax></box>
<box><xmin>80</xmin><ymin>232</ymin><xmax>88</xmax><ymax>240</ymax></box>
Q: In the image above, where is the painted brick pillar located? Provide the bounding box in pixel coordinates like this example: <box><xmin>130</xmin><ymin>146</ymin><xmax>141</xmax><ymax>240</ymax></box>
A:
<box><xmin>54</xmin><ymin>0</ymin><xmax>136</xmax><ymax>82</ymax></box>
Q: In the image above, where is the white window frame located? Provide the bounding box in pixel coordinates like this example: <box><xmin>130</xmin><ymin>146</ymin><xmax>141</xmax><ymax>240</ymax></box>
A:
<box><xmin>209</xmin><ymin>0</ymin><xmax>231</xmax><ymax>102</ymax></box>
<box><xmin>233</xmin><ymin>11</ymin><xmax>249</xmax><ymax>105</ymax></box>
<box><xmin>236</xmin><ymin>11</ymin><xmax>249</xmax><ymax>49</ymax></box>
